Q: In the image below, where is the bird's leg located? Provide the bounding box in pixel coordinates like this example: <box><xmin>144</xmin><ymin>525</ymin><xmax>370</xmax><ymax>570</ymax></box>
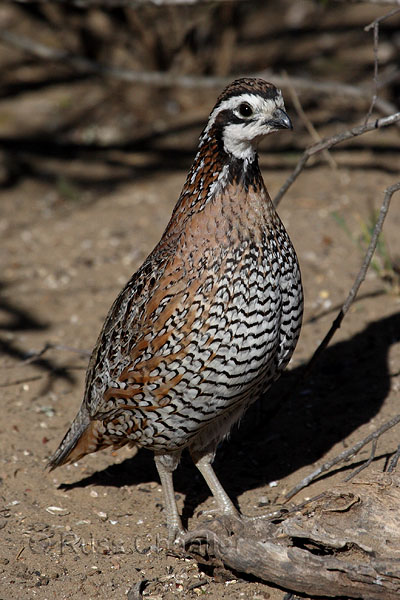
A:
<box><xmin>190</xmin><ymin>449</ymin><xmax>239</xmax><ymax>517</ymax></box>
<box><xmin>154</xmin><ymin>451</ymin><xmax>185</xmax><ymax>544</ymax></box>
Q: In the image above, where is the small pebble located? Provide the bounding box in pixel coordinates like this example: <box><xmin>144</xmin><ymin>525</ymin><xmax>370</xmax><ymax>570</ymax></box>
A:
<box><xmin>37</xmin><ymin>406</ymin><xmax>55</xmax><ymax>417</ymax></box>
<box><xmin>90</xmin><ymin>490</ymin><xmax>98</xmax><ymax>498</ymax></box>
<box><xmin>75</xmin><ymin>520</ymin><xmax>91</xmax><ymax>525</ymax></box>
<box><xmin>257</xmin><ymin>496</ymin><xmax>270</xmax><ymax>507</ymax></box>
<box><xmin>46</xmin><ymin>506</ymin><xmax>69</xmax><ymax>516</ymax></box>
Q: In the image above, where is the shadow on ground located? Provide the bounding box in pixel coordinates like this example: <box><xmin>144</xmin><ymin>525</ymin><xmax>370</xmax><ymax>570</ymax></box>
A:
<box><xmin>0</xmin><ymin>280</ymin><xmax>75</xmax><ymax>384</ymax></box>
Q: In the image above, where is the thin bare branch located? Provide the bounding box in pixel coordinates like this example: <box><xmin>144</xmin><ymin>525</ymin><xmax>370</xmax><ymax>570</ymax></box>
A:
<box><xmin>387</xmin><ymin>443</ymin><xmax>400</xmax><ymax>472</ymax></box>
<box><xmin>286</xmin><ymin>412</ymin><xmax>400</xmax><ymax>500</ymax></box>
<box><xmin>364</xmin><ymin>21</ymin><xmax>380</xmax><ymax>123</ymax></box>
<box><xmin>344</xmin><ymin>439</ymin><xmax>377</xmax><ymax>481</ymax></box>
<box><xmin>273</xmin><ymin>113</ymin><xmax>400</xmax><ymax>207</ymax></box>
<box><xmin>363</xmin><ymin>7</ymin><xmax>400</xmax><ymax>122</ymax></box>
<box><xmin>365</xmin><ymin>5</ymin><xmax>400</xmax><ymax>29</ymax></box>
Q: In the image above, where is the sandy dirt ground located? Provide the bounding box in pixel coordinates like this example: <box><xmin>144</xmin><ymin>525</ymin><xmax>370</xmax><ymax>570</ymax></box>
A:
<box><xmin>1</xmin><ymin>151</ymin><xmax>400</xmax><ymax>599</ymax></box>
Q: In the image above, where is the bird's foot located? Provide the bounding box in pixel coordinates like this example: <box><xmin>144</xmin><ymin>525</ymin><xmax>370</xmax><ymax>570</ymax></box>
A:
<box><xmin>166</xmin><ymin>523</ymin><xmax>187</xmax><ymax>550</ymax></box>
<box><xmin>197</xmin><ymin>506</ymin><xmax>239</xmax><ymax>518</ymax></box>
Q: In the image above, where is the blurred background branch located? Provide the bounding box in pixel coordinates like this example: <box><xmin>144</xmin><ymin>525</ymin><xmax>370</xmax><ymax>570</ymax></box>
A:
<box><xmin>0</xmin><ymin>0</ymin><xmax>398</xmax><ymax>190</ymax></box>
<box><xmin>0</xmin><ymin>27</ymin><xmax>398</xmax><ymax>121</ymax></box>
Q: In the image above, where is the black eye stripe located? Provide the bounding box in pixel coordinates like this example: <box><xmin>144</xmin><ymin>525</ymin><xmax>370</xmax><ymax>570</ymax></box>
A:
<box><xmin>215</xmin><ymin>112</ymin><xmax>256</xmax><ymax>128</ymax></box>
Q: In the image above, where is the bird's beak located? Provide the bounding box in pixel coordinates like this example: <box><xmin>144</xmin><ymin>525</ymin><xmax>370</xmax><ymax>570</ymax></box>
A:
<box><xmin>269</xmin><ymin>107</ymin><xmax>293</xmax><ymax>130</ymax></box>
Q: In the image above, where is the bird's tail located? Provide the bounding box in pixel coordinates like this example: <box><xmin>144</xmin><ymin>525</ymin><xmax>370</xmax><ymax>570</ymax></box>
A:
<box><xmin>47</xmin><ymin>407</ymin><xmax>106</xmax><ymax>470</ymax></box>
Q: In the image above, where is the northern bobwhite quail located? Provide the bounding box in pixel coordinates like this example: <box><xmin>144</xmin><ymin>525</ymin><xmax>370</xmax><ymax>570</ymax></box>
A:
<box><xmin>48</xmin><ymin>78</ymin><xmax>303</xmax><ymax>542</ymax></box>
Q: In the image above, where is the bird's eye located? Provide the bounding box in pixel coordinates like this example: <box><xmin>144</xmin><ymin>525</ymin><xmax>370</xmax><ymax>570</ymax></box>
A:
<box><xmin>238</xmin><ymin>103</ymin><xmax>253</xmax><ymax>118</ymax></box>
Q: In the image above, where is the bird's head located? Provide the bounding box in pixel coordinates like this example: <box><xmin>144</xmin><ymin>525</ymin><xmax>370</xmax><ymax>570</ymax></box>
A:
<box><xmin>201</xmin><ymin>78</ymin><xmax>292</xmax><ymax>163</ymax></box>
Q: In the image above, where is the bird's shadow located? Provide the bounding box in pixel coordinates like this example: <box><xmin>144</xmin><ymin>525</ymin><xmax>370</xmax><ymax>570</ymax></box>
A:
<box><xmin>0</xmin><ymin>280</ymin><xmax>75</xmax><ymax>385</ymax></box>
<box><xmin>60</xmin><ymin>311</ymin><xmax>400</xmax><ymax>527</ymax></box>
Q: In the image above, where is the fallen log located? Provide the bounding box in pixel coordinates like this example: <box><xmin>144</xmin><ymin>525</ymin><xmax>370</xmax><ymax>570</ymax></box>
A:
<box><xmin>183</xmin><ymin>472</ymin><xmax>400</xmax><ymax>598</ymax></box>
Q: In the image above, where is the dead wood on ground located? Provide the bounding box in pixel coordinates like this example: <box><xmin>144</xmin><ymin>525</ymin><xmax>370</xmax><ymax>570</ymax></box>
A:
<box><xmin>183</xmin><ymin>472</ymin><xmax>400</xmax><ymax>599</ymax></box>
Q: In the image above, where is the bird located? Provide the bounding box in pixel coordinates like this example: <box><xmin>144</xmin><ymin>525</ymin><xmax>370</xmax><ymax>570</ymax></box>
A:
<box><xmin>48</xmin><ymin>77</ymin><xmax>303</xmax><ymax>543</ymax></box>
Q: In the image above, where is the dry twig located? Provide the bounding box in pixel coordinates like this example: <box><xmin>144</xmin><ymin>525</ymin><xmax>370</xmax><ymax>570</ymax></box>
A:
<box><xmin>286</xmin><ymin>412</ymin><xmax>400</xmax><ymax>500</ymax></box>
<box><xmin>387</xmin><ymin>444</ymin><xmax>400</xmax><ymax>472</ymax></box>
<box><xmin>364</xmin><ymin>17</ymin><xmax>380</xmax><ymax>123</ymax></box>
<box><xmin>344</xmin><ymin>438</ymin><xmax>377</xmax><ymax>481</ymax></box>
<box><xmin>365</xmin><ymin>5</ymin><xmax>400</xmax><ymax>26</ymax></box>
<box><xmin>364</xmin><ymin>7</ymin><xmax>400</xmax><ymax>122</ymax></box>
